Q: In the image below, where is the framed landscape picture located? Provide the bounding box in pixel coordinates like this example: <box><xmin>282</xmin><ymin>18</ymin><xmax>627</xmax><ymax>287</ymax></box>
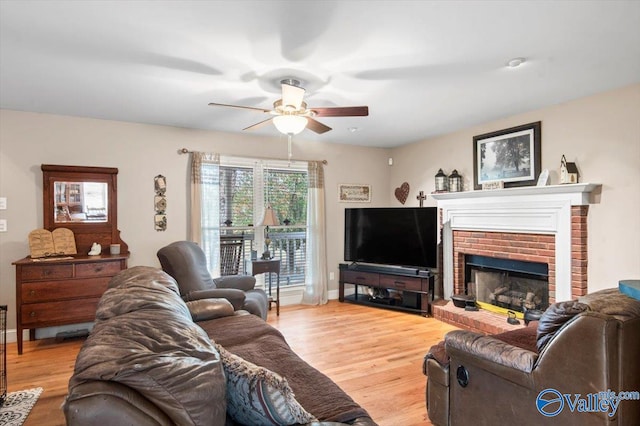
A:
<box><xmin>473</xmin><ymin>121</ymin><xmax>541</xmax><ymax>190</ymax></box>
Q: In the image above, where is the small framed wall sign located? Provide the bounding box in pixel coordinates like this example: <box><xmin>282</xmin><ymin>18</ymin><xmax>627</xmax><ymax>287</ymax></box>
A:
<box><xmin>339</xmin><ymin>184</ymin><xmax>371</xmax><ymax>202</ymax></box>
<box><xmin>482</xmin><ymin>181</ymin><xmax>504</xmax><ymax>190</ymax></box>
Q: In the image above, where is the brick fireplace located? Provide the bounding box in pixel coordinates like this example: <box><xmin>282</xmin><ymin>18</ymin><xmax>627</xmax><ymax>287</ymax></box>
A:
<box><xmin>431</xmin><ymin>183</ymin><xmax>599</xmax><ymax>333</ymax></box>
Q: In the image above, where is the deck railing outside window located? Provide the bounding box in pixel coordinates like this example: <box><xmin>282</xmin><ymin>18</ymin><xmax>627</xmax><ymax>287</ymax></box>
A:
<box><xmin>216</xmin><ymin>226</ymin><xmax>307</xmax><ymax>286</ymax></box>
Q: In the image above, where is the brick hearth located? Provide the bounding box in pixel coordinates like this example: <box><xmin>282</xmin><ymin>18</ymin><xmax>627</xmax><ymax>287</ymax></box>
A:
<box><xmin>432</xmin><ymin>300</ymin><xmax>525</xmax><ymax>334</ymax></box>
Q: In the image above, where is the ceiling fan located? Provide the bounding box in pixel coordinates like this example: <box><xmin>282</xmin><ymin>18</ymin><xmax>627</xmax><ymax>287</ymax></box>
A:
<box><xmin>208</xmin><ymin>79</ymin><xmax>369</xmax><ymax>135</ymax></box>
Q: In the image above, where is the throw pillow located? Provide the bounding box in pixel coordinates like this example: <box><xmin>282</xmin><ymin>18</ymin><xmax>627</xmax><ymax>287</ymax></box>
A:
<box><xmin>215</xmin><ymin>343</ymin><xmax>316</xmax><ymax>426</ymax></box>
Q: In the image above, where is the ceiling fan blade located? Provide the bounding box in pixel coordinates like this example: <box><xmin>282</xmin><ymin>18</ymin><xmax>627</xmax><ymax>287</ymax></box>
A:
<box><xmin>243</xmin><ymin>118</ymin><xmax>274</xmax><ymax>131</ymax></box>
<box><xmin>281</xmin><ymin>83</ymin><xmax>305</xmax><ymax>110</ymax></box>
<box><xmin>306</xmin><ymin>118</ymin><xmax>332</xmax><ymax>134</ymax></box>
<box><xmin>208</xmin><ymin>102</ymin><xmax>271</xmax><ymax>114</ymax></box>
<box><xmin>311</xmin><ymin>106</ymin><xmax>369</xmax><ymax>117</ymax></box>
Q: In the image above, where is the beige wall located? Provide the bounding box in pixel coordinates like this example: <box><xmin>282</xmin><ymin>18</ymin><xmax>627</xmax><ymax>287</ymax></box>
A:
<box><xmin>0</xmin><ymin>110</ymin><xmax>391</xmax><ymax>334</ymax></box>
<box><xmin>1</xmin><ymin>83</ymin><xmax>638</xmax><ymax>336</ymax></box>
<box><xmin>389</xmin><ymin>83</ymin><xmax>640</xmax><ymax>293</ymax></box>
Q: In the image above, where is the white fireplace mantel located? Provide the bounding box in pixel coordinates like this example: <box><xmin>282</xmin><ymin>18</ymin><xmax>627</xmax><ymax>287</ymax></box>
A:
<box><xmin>432</xmin><ymin>183</ymin><xmax>601</xmax><ymax>301</ymax></box>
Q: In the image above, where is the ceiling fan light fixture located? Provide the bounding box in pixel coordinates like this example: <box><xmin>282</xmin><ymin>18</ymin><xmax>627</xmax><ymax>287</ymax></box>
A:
<box><xmin>273</xmin><ymin>115</ymin><xmax>308</xmax><ymax>135</ymax></box>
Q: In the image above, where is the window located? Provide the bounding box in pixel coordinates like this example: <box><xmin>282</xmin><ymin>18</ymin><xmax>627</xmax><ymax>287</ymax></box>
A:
<box><xmin>265</xmin><ymin>168</ymin><xmax>308</xmax><ymax>223</ymax></box>
<box><xmin>219</xmin><ymin>166</ymin><xmax>253</xmax><ymax>226</ymax></box>
<box><xmin>203</xmin><ymin>157</ymin><xmax>308</xmax><ymax>287</ymax></box>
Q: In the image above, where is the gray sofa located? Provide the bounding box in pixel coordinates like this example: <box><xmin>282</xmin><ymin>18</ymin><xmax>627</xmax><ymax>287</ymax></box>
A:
<box><xmin>63</xmin><ymin>266</ymin><xmax>376</xmax><ymax>426</ymax></box>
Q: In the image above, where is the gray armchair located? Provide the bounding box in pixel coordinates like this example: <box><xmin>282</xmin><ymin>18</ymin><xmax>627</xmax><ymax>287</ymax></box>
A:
<box><xmin>157</xmin><ymin>241</ymin><xmax>269</xmax><ymax>319</ymax></box>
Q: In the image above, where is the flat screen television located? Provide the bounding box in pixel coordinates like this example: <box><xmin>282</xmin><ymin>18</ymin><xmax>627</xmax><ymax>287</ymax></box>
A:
<box><xmin>344</xmin><ymin>207</ymin><xmax>438</xmax><ymax>269</ymax></box>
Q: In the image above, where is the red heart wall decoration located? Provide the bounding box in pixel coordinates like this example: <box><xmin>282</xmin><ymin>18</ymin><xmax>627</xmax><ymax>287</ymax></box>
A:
<box><xmin>394</xmin><ymin>182</ymin><xmax>410</xmax><ymax>205</ymax></box>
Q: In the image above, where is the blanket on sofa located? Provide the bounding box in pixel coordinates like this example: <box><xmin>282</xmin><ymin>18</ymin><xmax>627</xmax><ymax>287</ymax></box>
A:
<box><xmin>198</xmin><ymin>314</ymin><xmax>371</xmax><ymax>424</ymax></box>
<box><xmin>67</xmin><ymin>266</ymin><xmax>227</xmax><ymax>426</ymax></box>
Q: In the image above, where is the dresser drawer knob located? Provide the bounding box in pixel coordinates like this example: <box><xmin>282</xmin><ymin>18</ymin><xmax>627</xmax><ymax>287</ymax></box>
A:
<box><xmin>29</xmin><ymin>290</ymin><xmax>36</xmax><ymax>296</ymax></box>
<box><xmin>94</xmin><ymin>267</ymin><xmax>103</xmax><ymax>272</ymax></box>
<box><xmin>30</xmin><ymin>311</ymin><xmax>36</xmax><ymax>317</ymax></box>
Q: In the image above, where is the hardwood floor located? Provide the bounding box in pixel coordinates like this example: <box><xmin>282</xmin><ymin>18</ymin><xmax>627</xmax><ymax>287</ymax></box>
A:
<box><xmin>5</xmin><ymin>300</ymin><xmax>457</xmax><ymax>425</ymax></box>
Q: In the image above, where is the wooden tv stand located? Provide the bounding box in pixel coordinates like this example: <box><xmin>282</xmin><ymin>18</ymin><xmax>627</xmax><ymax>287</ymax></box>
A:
<box><xmin>338</xmin><ymin>263</ymin><xmax>434</xmax><ymax>316</ymax></box>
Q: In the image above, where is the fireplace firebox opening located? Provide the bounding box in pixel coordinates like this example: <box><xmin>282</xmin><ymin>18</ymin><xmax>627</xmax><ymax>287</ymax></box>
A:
<box><xmin>465</xmin><ymin>254</ymin><xmax>549</xmax><ymax>318</ymax></box>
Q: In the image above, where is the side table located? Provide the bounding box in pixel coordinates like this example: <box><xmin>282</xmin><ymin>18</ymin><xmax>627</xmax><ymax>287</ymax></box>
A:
<box><xmin>250</xmin><ymin>259</ymin><xmax>281</xmax><ymax>315</ymax></box>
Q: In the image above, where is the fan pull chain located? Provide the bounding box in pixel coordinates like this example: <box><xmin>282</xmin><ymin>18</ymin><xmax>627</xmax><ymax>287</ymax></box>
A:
<box><xmin>287</xmin><ymin>134</ymin><xmax>293</xmax><ymax>162</ymax></box>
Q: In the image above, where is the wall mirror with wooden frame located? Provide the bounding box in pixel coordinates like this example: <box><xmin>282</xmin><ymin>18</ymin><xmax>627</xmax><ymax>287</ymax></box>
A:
<box><xmin>42</xmin><ymin>164</ymin><xmax>128</xmax><ymax>255</ymax></box>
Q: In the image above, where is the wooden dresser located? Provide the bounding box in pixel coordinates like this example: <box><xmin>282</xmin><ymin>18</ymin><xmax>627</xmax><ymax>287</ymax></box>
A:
<box><xmin>12</xmin><ymin>254</ymin><xmax>128</xmax><ymax>354</ymax></box>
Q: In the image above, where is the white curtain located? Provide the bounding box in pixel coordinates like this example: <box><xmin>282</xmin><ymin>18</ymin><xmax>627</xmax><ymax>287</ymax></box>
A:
<box><xmin>302</xmin><ymin>161</ymin><xmax>328</xmax><ymax>305</ymax></box>
<box><xmin>189</xmin><ymin>151</ymin><xmax>221</xmax><ymax>276</ymax></box>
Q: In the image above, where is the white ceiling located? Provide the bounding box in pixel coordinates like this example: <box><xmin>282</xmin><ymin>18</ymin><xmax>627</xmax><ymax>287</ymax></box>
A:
<box><xmin>1</xmin><ymin>1</ymin><xmax>639</xmax><ymax>148</ymax></box>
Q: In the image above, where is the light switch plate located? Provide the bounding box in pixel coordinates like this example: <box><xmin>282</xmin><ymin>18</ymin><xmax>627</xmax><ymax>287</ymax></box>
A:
<box><xmin>0</xmin><ymin>219</ymin><xmax>6</xmax><ymax>232</ymax></box>
<box><xmin>0</xmin><ymin>197</ymin><xmax>6</xmax><ymax>210</ymax></box>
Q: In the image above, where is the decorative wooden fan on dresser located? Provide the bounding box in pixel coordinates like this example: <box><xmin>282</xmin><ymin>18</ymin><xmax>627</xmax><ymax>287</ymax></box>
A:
<box><xmin>208</xmin><ymin>79</ymin><xmax>369</xmax><ymax>135</ymax></box>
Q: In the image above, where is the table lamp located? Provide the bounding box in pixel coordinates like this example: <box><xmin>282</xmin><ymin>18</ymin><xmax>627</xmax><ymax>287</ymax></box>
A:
<box><xmin>260</xmin><ymin>206</ymin><xmax>278</xmax><ymax>260</ymax></box>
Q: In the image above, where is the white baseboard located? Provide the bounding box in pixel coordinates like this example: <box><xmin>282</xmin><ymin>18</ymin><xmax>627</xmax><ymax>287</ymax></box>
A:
<box><xmin>6</xmin><ymin>329</ymin><xmax>18</xmax><ymax>344</ymax></box>
<box><xmin>270</xmin><ymin>286</ymin><xmax>342</xmax><ymax>306</ymax></box>
<box><xmin>328</xmin><ymin>288</ymin><xmax>341</xmax><ymax>300</ymax></box>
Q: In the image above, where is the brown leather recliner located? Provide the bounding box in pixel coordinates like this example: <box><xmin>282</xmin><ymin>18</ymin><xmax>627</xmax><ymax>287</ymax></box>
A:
<box><xmin>424</xmin><ymin>288</ymin><xmax>640</xmax><ymax>426</ymax></box>
<box><xmin>157</xmin><ymin>240</ymin><xmax>269</xmax><ymax>319</ymax></box>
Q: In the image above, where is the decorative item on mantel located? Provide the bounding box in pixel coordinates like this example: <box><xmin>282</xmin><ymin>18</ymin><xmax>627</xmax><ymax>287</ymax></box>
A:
<box><xmin>482</xmin><ymin>181</ymin><xmax>504</xmax><ymax>190</ymax></box>
<box><xmin>536</xmin><ymin>169</ymin><xmax>550</xmax><ymax>186</ymax></box>
<box><xmin>560</xmin><ymin>155</ymin><xmax>579</xmax><ymax>184</ymax></box>
<box><xmin>448</xmin><ymin>170</ymin><xmax>462</xmax><ymax>192</ymax></box>
<box><xmin>434</xmin><ymin>169</ymin><xmax>448</xmax><ymax>192</ymax></box>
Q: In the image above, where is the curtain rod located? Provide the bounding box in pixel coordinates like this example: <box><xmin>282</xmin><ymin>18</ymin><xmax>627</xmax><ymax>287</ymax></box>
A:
<box><xmin>178</xmin><ymin>148</ymin><xmax>328</xmax><ymax>165</ymax></box>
